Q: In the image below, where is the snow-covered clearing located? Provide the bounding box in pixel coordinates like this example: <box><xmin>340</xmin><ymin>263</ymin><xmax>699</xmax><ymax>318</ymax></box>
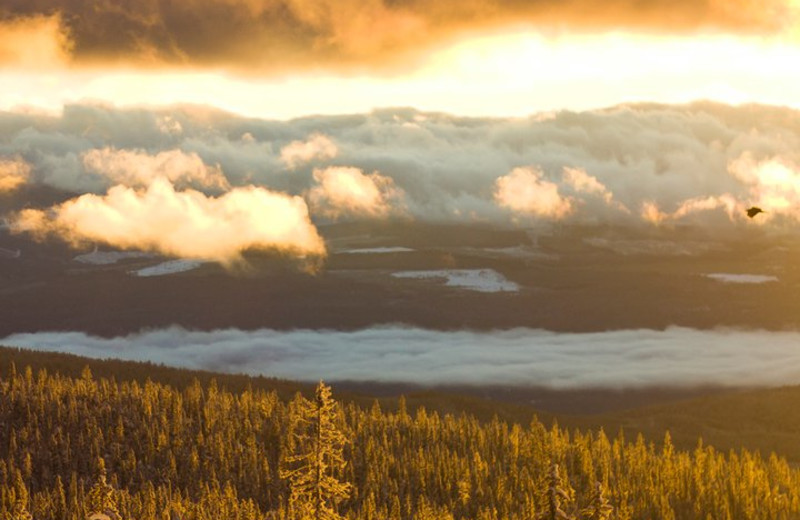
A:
<box><xmin>392</xmin><ymin>269</ymin><xmax>519</xmax><ymax>292</ymax></box>
<box><xmin>706</xmin><ymin>273</ymin><xmax>778</xmax><ymax>284</ymax></box>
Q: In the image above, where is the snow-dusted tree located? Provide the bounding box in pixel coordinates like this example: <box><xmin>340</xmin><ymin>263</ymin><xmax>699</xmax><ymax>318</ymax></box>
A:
<box><xmin>280</xmin><ymin>381</ymin><xmax>352</xmax><ymax>520</ymax></box>
<box><xmin>539</xmin><ymin>463</ymin><xmax>575</xmax><ymax>520</ymax></box>
<box><xmin>86</xmin><ymin>458</ymin><xmax>121</xmax><ymax>520</ymax></box>
<box><xmin>580</xmin><ymin>481</ymin><xmax>613</xmax><ymax>520</ymax></box>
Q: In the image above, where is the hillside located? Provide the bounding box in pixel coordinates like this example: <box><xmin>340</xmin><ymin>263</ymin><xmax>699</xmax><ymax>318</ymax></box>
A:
<box><xmin>3</xmin><ymin>347</ymin><xmax>800</xmax><ymax>519</ymax></box>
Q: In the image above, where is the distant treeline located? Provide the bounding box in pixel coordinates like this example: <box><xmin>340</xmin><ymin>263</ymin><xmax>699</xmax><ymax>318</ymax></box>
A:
<box><xmin>1</xmin><ymin>353</ymin><xmax>800</xmax><ymax>519</ymax></box>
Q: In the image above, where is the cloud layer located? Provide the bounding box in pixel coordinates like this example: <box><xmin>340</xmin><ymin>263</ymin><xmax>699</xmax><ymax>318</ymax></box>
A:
<box><xmin>0</xmin><ymin>1</ymin><xmax>797</xmax><ymax>71</ymax></box>
<box><xmin>5</xmin><ymin>101</ymin><xmax>800</xmax><ymax>254</ymax></box>
<box><xmin>5</xmin><ymin>326</ymin><xmax>800</xmax><ymax>389</ymax></box>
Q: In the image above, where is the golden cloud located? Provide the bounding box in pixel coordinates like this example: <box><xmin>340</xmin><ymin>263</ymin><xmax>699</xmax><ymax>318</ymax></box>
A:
<box><xmin>0</xmin><ymin>15</ymin><xmax>71</xmax><ymax>69</ymax></box>
<box><xmin>494</xmin><ymin>166</ymin><xmax>573</xmax><ymax>220</ymax></box>
<box><xmin>0</xmin><ymin>0</ymin><xmax>796</xmax><ymax>72</ymax></box>
<box><xmin>729</xmin><ymin>152</ymin><xmax>800</xmax><ymax>222</ymax></box>
<box><xmin>0</xmin><ymin>157</ymin><xmax>31</xmax><ymax>193</ymax></box>
<box><xmin>11</xmin><ymin>178</ymin><xmax>325</xmax><ymax>263</ymax></box>
<box><xmin>307</xmin><ymin>166</ymin><xmax>403</xmax><ymax>219</ymax></box>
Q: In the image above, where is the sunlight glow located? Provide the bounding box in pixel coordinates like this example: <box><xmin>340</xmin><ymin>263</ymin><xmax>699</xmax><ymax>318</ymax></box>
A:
<box><xmin>3</xmin><ymin>31</ymin><xmax>800</xmax><ymax>118</ymax></box>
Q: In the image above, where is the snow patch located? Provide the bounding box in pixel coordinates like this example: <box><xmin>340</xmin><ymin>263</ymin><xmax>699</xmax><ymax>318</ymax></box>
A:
<box><xmin>341</xmin><ymin>247</ymin><xmax>415</xmax><ymax>254</ymax></box>
<box><xmin>0</xmin><ymin>247</ymin><xmax>20</xmax><ymax>259</ymax></box>
<box><xmin>74</xmin><ymin>250</ymin><xmax>155</xmax><ymax>265</ymax></box>
<box><xmin>706</xmin><ymin>273</ymin><xmax>778</xmax><ymax>284</ymax></box>
<box><xmin>585</xmin><ymin>238</ymin><xmax>724</xmax><ymax>256</ymax></box>
<box><xmin>392</xmin><ymin>269</ymin><xmax>519</xmax><ymax>292</ymax></box>
<box><xmin>132</xmin><ymin>259</ymin><xmax>207</xmax><ymax>277</ymax></box>
<box><xmin>472</xmin><ymin>246</ymin><xmax>556</xmax><ymax>260</ymax></box>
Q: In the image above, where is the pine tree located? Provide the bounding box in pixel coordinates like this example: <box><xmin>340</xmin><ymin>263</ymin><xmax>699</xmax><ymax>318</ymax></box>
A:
<box><xmin>280</xmin><ymin>382</ymin><xmax>352</xmax><ymax>520</ymax></box>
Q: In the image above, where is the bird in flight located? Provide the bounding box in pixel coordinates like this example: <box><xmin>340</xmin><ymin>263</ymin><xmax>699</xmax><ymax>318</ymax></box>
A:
<box><xmin>746</xmin><ymin>206</ymin><xmax>765</xmax><ymax>218</ymax></box>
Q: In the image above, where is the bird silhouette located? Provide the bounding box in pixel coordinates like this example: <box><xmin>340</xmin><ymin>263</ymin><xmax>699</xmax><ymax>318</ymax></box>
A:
<box><xmin>746</xmin><ymin>206</ymin><xmax>764</xmax><ymax>218</ymax></box>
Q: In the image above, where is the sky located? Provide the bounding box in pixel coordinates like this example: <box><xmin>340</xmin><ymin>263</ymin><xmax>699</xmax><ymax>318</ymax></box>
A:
<box><xmin>1</xmin><ymin>1</ymin><xmax>800</xmax><ymax>118</ymax></box>
<box><xmin>3</xmin><ymin>2</ymin><xmax>800</xmax><ymax>387</ymax></box>
<box><xmin>3</xmin><ymin>1</ymin><xmax>800</xmax><ymax>260</ymax></box>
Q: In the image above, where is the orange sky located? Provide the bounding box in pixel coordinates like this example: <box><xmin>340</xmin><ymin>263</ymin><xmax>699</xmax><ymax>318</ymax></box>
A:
<box><xmin>1</xmin><ymin>1</ymin><xmax>799</xmax><ymax>117</ymax></box>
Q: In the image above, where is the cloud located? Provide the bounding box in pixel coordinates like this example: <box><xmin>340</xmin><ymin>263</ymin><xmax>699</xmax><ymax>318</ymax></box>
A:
<box><xmin>308</xmin><ymin>166</ymin><xmax>404</xmax><ymax>219</ymax></box>
<box><xmin>5</xmin><ymin>101</ymin><xmax>800</xmax><ymax>229</ymax></box>
<box><xmin>0</xmin><ymin>157</ymin><xmax>30</xmax><ymax>193</ymax></box>
<box><xmin>5</xmin><ymin>326</ymin><xmax>800</xmax><ymax>389</ymax></box>
<box><xmin>494</xmin><ymin>166</ymin><xmax>573</xmax><ymax>220</ymax></box>
<box><xmin>0</xmin><ymin>1</ymin><xmax>796</xmax><ymax>72</ymax></box>
<box><xmin>10</xmin><ymin>178</ymin><xmax>325</xmax><ymax>263</ymax></box>
<box><xmin>83</xmin><ymin>147</ymin><xmax>230</xmax><ymax>191</ymax></box>
<box><xmin>642</xmin><ymin>194</ymin><xmax>740</xmax><ymax>225</ymax></box>
<box><xmin>729</xmin><ymin>153</ymin><xmax>800</xmax><ymax>222</ymax></box>
<box><xmin>280</xmin><ymin>133</ymin><xmax>338</xmax><ymax>169</ymax></box>
<box><xmin>0</xmin><ymin>14</ymin><xmax>71</xmax><ymax>69</ymax></box>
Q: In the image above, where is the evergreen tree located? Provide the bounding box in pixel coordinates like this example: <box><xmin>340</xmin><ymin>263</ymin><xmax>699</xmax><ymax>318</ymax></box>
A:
<box><xmin>10</xmin><ymin>470</ymin><xmax>32</xmax><ymax>520</ymax></box>
<box><xmin>539</xmin><ymin>463</ymin><xmax>575</xmax><ymax>520</ymax></box>
<box><xmin>280</xmin><ymin>382</ymin><xmax>352</xmax><ymax>520</ymax></box>
<box><xmin>580</xmin><ymin>482</ymin><xmax>613</xmax><ymax>520</ymax></box>
<box><xmin>86</xmin><ymin>458</ymin><xmax>121</xmax><ymax>520</ymax></box>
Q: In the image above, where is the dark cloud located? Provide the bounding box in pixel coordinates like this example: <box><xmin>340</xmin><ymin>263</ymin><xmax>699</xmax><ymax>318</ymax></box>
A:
<box><xmin>0</xmin><ymin>0</ymin><xmax>795</xmax><ymax>71</ymax></box>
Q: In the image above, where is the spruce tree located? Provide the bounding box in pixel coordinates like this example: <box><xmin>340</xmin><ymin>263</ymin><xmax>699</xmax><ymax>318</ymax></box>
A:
<box><xmin>539</xmin><ymin>463</ymin><xmax>575</xmax><ymax>520</ymax></box>
<box><xmin>580</xmin><ymin>482</ymin><xmax>613</xmax><ymax>520</ymax></box>
<box><xmin>10</xmin><ymin>470</ymin><xmax>32</xmax><ymax>520</ymax></box>
<box><xmin>280</xmin><ymin>382</ymin><xmax>352</xmax><ymax>520</ymax></box>
<box><xmin>86</xmin><ymin>458</ymin><xmax>121</xmax><ymax>520</ymax></box>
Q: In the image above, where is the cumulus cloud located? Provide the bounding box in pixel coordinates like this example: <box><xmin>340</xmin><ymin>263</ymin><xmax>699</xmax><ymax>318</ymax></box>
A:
<box><xmin>308</xmin><ymin>166</ymin><xmax>403</xmax><ymax>219</ymax></box>
<box><xmin>0</xmin><ymin>14</ymin><xmax>71</xmax><ymax>69</ymax></box>
<box><xmin>494</xmin><ymin>166</ymin><xmax>573</xmax><ymax>220</ymax></box>
<box><xmin>0</xmin><ymin>157</ymin><xmax>30</xmax><ymax>193</ymax></box>
<box><xmin>5</xmin><ymin>326</ymin><xmax>800</xmax><ymax>389</ymax></box>
<box><xmin>82</xmin><ymin>148</ymin><xmax>230</xmax><ymax>191</ymax></box>
<box><xmin>280</xmin><ymin>133</ymin><xmax>338</xmax><ymax>169</ymax></box>
<box><xmin>10</xmin><ymin>178</ymin><xmax>325</xmax><ymax>263</ymax></box>
<box><xmin>0</xmin><ymin>1</ymin><xmax>796</xmax><ymax>72</ymax></box>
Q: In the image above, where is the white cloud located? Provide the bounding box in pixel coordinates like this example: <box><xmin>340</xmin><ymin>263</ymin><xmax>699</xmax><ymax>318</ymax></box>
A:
<box><xmin>308</xmin><ymin>166</ymin><xmax>403</xmax><ymax>219</ymax></box>
<box><xmin>280</xmin><ymin>133</ymin><xmax>338</xmax><ymax>169</ymax></box>
<box><xmin>5</xmin><ymin>326</ymin><xmax>800</xmax><ymax>389</ymax></box>
<box><xmin>494</xmin><ymin>166</ymin><xmax>573</xmax><ymax>219</ymax></box>
<box><xmin>83</xmin><ymin>148</ymin><xmax>230</xmax><ymax>191</ymax></box>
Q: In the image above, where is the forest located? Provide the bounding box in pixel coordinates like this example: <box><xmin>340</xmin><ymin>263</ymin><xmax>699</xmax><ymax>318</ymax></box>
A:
<box><xmin>2</xmin><ymin>349</ymin><xmax>800</xmax><ymax>519</ymax></box>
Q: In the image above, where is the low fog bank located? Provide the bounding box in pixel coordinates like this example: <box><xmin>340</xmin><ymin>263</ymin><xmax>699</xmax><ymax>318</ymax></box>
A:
<box><xmin>4</xmin><ymin>326</ymin><xmax>800</xmax><ymax>389</ymax></box>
